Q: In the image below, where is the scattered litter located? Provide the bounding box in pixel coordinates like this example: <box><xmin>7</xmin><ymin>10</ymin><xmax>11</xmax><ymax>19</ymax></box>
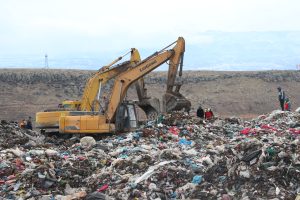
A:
<box><xmin>0</xmin><ymin>110</ymin><xmax>300</xmax><ymax>199</ymax></box>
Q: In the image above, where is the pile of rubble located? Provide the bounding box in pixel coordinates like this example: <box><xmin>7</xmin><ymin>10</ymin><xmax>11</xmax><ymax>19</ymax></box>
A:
<box><xmin>0</xmin><ymin>110</ymin><xmax>300</xmax><ymax>199</ymax></box>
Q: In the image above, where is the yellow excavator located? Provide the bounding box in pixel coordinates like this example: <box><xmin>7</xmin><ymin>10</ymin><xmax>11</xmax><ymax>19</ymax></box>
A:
<box><xmin>36</xmin><ymin>49</ymin><xmax>141</xmax><ymax>130</ymax></box>
<box><xmin>59</xmin><ymin>37</ymin><xmax>191</xmax><ymax>134</ymax></box>
<box><xmin>36</xmin><ymin>49</ymin><xmax>162</xmax><ymax>131</ymax></box>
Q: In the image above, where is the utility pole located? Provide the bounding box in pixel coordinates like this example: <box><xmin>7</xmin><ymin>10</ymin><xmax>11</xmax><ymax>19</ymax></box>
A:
<box><xmin>45</xmin><ymin>54</ymin><xmax>49</xmax><ymax>68</ymax></box>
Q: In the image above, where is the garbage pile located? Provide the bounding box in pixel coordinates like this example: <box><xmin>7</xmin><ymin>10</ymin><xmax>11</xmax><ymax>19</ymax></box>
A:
<box><xmin>0</xmin><ymin>120</ymin><xmax>44</xmax><ymax>149</ymax></box>
<box><xmin>0</xmin><ymin>110</ymin><xmax>300</xmax><ymax>200</ymax></box>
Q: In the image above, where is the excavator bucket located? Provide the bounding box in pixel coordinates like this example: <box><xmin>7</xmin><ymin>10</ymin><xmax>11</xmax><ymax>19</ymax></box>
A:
<box><xmin>163</xmin><ymin>92</ymin><xmax>191</xmax><ymax>113</ymax></box>
<box><xmin>135</xmin><ymin>78</ymin><xmax>161</xmax><ymax>120</ymax></box>
<box><xmin>136</xmin><ymin>97</ymin><xmax>160</xmax><ymax>120</ymax></box>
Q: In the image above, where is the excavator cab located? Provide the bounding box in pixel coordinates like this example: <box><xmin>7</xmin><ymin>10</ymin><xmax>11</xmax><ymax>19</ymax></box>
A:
<box><xmin>61</xmin><ymin>100</ymin><xmax>81</xmax><ymax>110</ymax></box>
<box><xmin>115</xmin><ymin>101</ymin><xmax>138</xmax><ymax>133</ymax></box>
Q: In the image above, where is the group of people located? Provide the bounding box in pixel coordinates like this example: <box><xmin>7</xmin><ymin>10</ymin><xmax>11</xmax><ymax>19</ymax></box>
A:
<box><xmin>195</xmin><ymin>86</ymin><xmax>290</xmax><ymax>121</ymax></box>
<box><xmin>277</xmin><ymin>87</ymin><xmax>291</xmax><ymax>111</ymax></box>
<box><xmin>196</xmin><ymin>106</ymin><xmax>214</xmax><ymax>120</ymax></box>
<box><xmin>19</xmin><ymin>116</ymin><xmax>32</xmax><ymax>130</ymax></box>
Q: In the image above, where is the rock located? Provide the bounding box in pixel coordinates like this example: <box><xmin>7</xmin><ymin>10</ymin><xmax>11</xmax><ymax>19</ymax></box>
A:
<box><xmin>183</xmin><ymin>148</ymin><xmax>198</xmax><ymax>156</ymax></box>
<box><xmin>8</xmin><ymin>147</ymin><xmax>24</xmax><ymax>157</ymax></box>
<box><xmin>80</xmin><ymin>136</ymin><xmax>96</xmax><ymax>147</ymax></box>
<box><xmin>222</xmin><ymin>194</ymin><xmax>232</xmax><ymax>200</ymax></box>
<box><xmin>239</xmin><ymin>170</ymin><xmax>250</xmax><ymax>178</ymax></box>
<box><xmin>148</xmin><ymin>183</ymin><xmax>157</xmax><ymax>190</ymax></box>
<box><xmin>55</xmin><ymin>191</ymin><xmax>87</xmax><ymax>200</ymax></box>
<box><xmin>267</xmin><ymin>187</ymin><xmax>276</xmax><ymax>198</ymax></box>
<box><xmin>29</xmin><ymin>149</ymin><xmax>45</xmax><ymax>156</ymax></box>
<box><xmin>64</xmin><ymin>184</ymin><xmax>76</xmax><ymax>195</ymax></box>
<box><xmin>210</xmin><ymin>189</ymin><xmax>218</xmax><ymax>196</ymax></box>
<box><xmin>86</xmin><ymin>192</ymin><xmax>107</xmax><ymax>200</ymax></box>
<box><xmin>278</xmin><ymin>151</ymin><xmax>287</xmax><ymax>158</ymax></box>
<box><xmin>202</xmin><ymin>156</ymin><xmax>214</xmax><ymax>168</ymax></box>
<box><xmin>45</xmin><ymin>149</ymin><xmax>59</xmax><ymax>157</ymax></box>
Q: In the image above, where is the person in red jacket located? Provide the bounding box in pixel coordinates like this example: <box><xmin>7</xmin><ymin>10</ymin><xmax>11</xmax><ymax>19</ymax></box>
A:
<box><xmin>204</xmin><ymin>108</ymin><xmax>214</xmax><ymax>120</ymax></box>
<box><xmin>284</xmin><ymin>98</ymin><xmax>291</xmax><ymax>111</ymax></box>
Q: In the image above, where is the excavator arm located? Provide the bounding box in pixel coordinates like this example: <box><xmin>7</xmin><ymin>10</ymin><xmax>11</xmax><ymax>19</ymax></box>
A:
<box><xmin>166</xmin><ymin>37</ymin><xmax>185</xmax><ymax>91</ymax></box>
<box><xmin>163</xmin><ymin>37</ymin><xmax>191</xmax><ymax>112</ymax></box>
<box><xmin>106</xmin><ymin>37</ymin><xmax>191</xmax><ymax>122</ymax></box>
<box><xmin>134</xmin><ymin>37</ymin><xmax>190</xmax><ymax>118</ymax></box>
<box><xmin>80</xmin><ymin>48</ymin><xmax>140</xmax><ymax>111</ymax></box>
<box><xmin>106</xmin><ymin>50</ymin><xmax>174</xmax><ymax>121</ymax></box>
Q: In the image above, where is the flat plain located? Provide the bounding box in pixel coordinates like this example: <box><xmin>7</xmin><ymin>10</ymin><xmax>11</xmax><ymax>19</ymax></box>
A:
<box><xmin>0</xmin><ymin>69</ymin><xmax>299</xmax><ymax>121</ymax></box>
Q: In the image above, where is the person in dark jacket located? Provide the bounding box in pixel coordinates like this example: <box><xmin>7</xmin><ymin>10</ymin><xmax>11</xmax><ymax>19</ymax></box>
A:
<box><xmin>277</xmin><ymin>87</ymin><xmax>285</xmax><ymax>111</ymax></box>
<box><xmin>196</xmin><ymin>106</ymin><xmax>204</xmax><ymax>118</ymax></box>
<box><xmin>26</xmin><ymin>116</ymin><xmax>32</xmax><ymax>130</ymax></box>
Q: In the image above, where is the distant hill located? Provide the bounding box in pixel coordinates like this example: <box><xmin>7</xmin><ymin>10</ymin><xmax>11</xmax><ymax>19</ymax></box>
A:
<box><xmin>186</xmin><ymin>31</ymin><xmax>300</xmax><ymax>70</ymax></box>
<box><xmin>1</xmin><ymin>31</ymin><xmax>300</xmax><ymax>70</ymax></box>
<box><xmin>0</xmin><ymin>69</ymin><xmax>300</xmax><ymax>122</ymax></box>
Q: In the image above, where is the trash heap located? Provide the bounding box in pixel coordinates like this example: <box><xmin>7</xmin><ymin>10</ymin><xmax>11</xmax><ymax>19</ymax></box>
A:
<box><xmin>0</xmin><ymin>110</ymin><xmax>300</xmax><ymax>200</ymax></box>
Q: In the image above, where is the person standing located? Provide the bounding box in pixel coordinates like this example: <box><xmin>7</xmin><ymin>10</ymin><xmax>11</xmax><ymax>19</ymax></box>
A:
<box><xmin>19</xmin><ymin>119</ymin><xmax>26</xmax><ymax>129</ymax></box>
<box><xmin>204</xmin><ymin>108</ymin><xmax>214</xmax><ymax>120</ymax></box>
<box><xmin>277</xmin><ymin>87</ymin><xmax>285</xmax><ymax>111</ymax></box>
<box><xmin>284</xmin><ymin>98</ymin><xmax>291</xmax><ymax>111</ymax></box>
<box><xmin>196</xmin><ymin>105</ymin><xmax>204</xmax><ymax>118</ymax></box>
<box><xmin>26</xmin><ymin>116</ymin><xmax>32</xmax><ymax>130</ymax></box>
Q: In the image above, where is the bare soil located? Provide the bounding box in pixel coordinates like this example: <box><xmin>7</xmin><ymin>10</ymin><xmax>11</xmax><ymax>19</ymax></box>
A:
<box><xmin>0</xmin><ymin>69</ymin><xmax>299</xmax><ymax>122</ymax></box>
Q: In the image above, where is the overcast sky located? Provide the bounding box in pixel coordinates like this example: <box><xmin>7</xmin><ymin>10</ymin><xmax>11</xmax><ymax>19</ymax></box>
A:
<box><xmin>0</xmin><ymin>0</ymin><xmax>300</xmax><ymax>68</ymax></box>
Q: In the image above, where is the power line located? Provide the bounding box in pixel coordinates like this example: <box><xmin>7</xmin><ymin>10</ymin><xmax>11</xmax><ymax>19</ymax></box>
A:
<box><xmin>45</xmin><ymin>54</ymin><xmax>49</xmax><ymax>68</ymax></box>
